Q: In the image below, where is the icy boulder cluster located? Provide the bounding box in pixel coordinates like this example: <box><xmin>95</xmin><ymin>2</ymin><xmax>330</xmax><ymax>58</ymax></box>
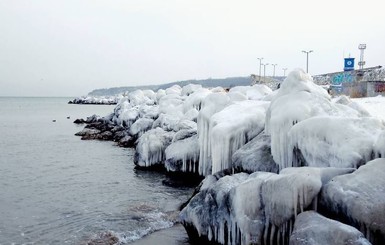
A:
<box><xmin>68</xmin><ymin>95</ymin><xmax>122</xmax><ymax>104</ymax></box>
<box><xmin>75</xmin><ymin>69</ymin><xmax>385</xmax><ymax>244</ymax></box>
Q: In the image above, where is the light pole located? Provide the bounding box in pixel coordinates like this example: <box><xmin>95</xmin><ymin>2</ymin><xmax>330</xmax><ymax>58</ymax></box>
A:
<box><xmin>283</xmin><ymin>68</ymin><xmax>288</xmax><ymax>77</ymax></box>
<box><xmin>302</xmin><ymin>50</ymin><xmax>313</xmax><ymax>73</ymax></box>
<box><xmin>257</xmin><ymin>57</ymin><xmax>263</xmax><ymax>83</ymax></box>
<box><xmin>271</xmin><ymin>64</ymin><xmax>278</xmax><ymax>77</ymax></box>
<box><xmin>262</xmin><ymin>63</ymin><xmax>269</xmax><ymax>83</ymax></box>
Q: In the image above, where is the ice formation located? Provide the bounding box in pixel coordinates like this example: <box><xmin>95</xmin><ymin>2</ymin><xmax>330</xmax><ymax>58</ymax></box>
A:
<box><xmin>198</xmin><ymin>92</ymin><xmax>232</xmax><ymax>176</ymax></box>
<box><xmin>320</xmin><ymin>158</ymin><xmax>385</xmax><ymax>244</ymax></box>
<box><xmin>232</xmin><ymin>132</ymin><xmax>278</xmax><ymax>173</ymax></box>
<box><xmin>180</xmin><ymin>167</ymin><xmax>354</xmax><ymax>245</ymax></box>
<box><xmin>210</xmin><ymin>100</ymin><xmax>269</xmax><ymax>174</ymax></box>
<box><xmin>165</xmin><ymin>134</ymin><xmax>199</xmax><ymax>173</ymax></box>
<box><xmin>134</xmin><ymin>128</ymin><xmax>175</xmax><ymax>167</ymax></box>
<box><xmin>265</xmin><ymin>68</ymin><xmax>380</xmax><ymax>170</ymax></box>
<box><xmin>290</xmin><ymin>211</ymin><xmax>371</xmax><ymax>245</ymax></box>
<box><xmin>288</xmin><ymin>116</ymin><xmax>384</xmax><ymax>168</ymax></box>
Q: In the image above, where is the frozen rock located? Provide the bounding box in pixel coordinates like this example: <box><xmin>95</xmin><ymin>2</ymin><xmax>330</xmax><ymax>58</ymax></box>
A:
<box><xmin>210</xmin><ymin>100</ymin><xmax>269</xmax><ymax>174</ymax></box>
<box><xmin>180</xmin><ymin>173</ymin><xmax>249</xmax><ymax>243</ymax></box>
<box><xmin>289</xmin><ymin>211</ymin><xmax>371</xmax><ymax>245</ymax></box>
<box><xmin>165</xmin><ymin>134</ymin><xmax>199</xmax><ymax>173</ymax></box>
<box><xmin>232</xmin><ymin>132</ymin><xmax>278</xmax><ymax>173</ymax></box>
<box><xmin>320</xmin><ymin>158</ymin><xmax>385</xmax><ymax>244</ymax></box>
<box><xmin>180</xmin><ymin>167</ymin><xmax>354</xmax><ymax>245</ymax></box>
<box><xmin>129</xmin><ymin>118</ymin><xmax>154</xmax><ymax>138</ymax></box>
<box><xmin>134</xmin><ymin>128</ymin><xmax>175</xmax><ymax>168</ymax></box>
<box><xmin>288</xmin><ymin>116</ymin><xmax>384</xmax><ymax>168</ymax></box>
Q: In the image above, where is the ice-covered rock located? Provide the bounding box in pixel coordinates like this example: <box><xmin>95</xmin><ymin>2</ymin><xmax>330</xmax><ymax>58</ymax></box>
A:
<box><xmin>134</xmin><ymin>128</ymin><xmax>175</xmax><ymax>168</ymax></box>
<box><xmin>183</xmin><ymin>88</ymin><xmax>211</xmax><ymax>113</ymax></box>
<box><xmin>288</xmin><ymin>116</ymin><xmax>384</xmax><ymax>168</ymax></box>
<box><xmin>232</xmin><ymin>132</ymin><xmax>278</xmax><ymax>173</ymax></box>
<box><xmin>374</xmin><ymin>131</ymin><xmax>385</xmax><ymax>158</ymax></box>
<box><xmin>229</xmin><ymin>84</ymin><xmax>272</xmax><ymax>100</ymax></box>
<box><xmin>210</xmin><ymin>100</ymin><xmax>269</xmax><ymax>174</ymax></box>
<box><xmin>320</xmin><ymin>158</ymin><xmax>385</xmax><ymax>244</ymax></box>
<box><xmin>129</xmin><ymin>118</ymin><xmax>154</xmax><ymax>138</ymax></box>
<box><xmin>180</xmin><ymin>173</ymin><xmax>249</xmax><ymax>243</ymax></box>
<box><xmin>165</xmin><ymin>134</ymin><xmax>199</xmax><ymax>173</ymax></box>
<box><xmin>289</xmin><ymin>211</ymin><xmax>371</xmax><ymax>245</ymax></box>
<box><xmin>181</xmin><ymin>167</ymin><xmax>354</xmax><ymax>245</ymax></box>
<box><xmin>181</xmin><ymin>84</ymin><xmax>203</xmax><ymax>96</ymax></box>
<box><xmin>198</xmin><ymin>92</ymin><xmax>232</xmax><ymax>176</ymax></box>
<box><xmin>265</xmin><ymin>69</ymin><xmax>378</xmax><ymax>170</ymax></box>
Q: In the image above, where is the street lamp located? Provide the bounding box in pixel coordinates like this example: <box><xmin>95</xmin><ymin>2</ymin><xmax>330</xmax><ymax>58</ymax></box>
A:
<box><xmin>302</xmin><ymin>50</ymin><xmax>313</xmax><ymax>73</ymax></box>
<box><xmin>283</xmin><ymin>68</ymin><xmax>288</xmax><ymax>77</ymax></box>
<box><xmin>257</xmin><ymin>57</ymin><xmax>263</xmax><ymax>83</ymax></box>
<box><xmin>262</xmin><ymin>63</ymin><xmax>269</xmax><ymax>83</ymax></box>
<box><xmin>271</xmin><ymin>64</ymin><xmax>278</xmax><ymax>77</ymax></box>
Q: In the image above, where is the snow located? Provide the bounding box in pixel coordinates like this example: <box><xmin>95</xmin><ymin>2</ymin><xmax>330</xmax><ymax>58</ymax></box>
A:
<box><xmin>353</xmin><ymin>95</ymin><xmax>385</xmax><ymax>123</ymax></box>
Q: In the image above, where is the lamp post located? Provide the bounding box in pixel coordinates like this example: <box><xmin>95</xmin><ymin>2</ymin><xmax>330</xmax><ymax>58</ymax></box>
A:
<box><xmin>283</xmin><ymin>68</ymin><xmax>288</xmax><ymax>77</ymax></box>
<box><xmin>271</xmin><ymin>64</ymin><xmax>278</xmax><ymax>77</ymax></box>
<box><xmin>302</xmin><ymin>50</ymin><xmax>313</xmax><ymax>73</ymax></box>
<box><xmin>257</xmin><ymin>57</ymin><xmax>263</xmax><ymax>83</ymax></box>
<box><xmin>262</xmin><ymin>63</ymin><xmax>269</xmax><ymax>83</ymax></box>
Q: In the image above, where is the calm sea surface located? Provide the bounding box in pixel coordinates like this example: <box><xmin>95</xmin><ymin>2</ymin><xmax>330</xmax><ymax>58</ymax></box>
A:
<box><xmin>0</xmin><ymin>97</ymin><xmax>193</xmax><ymax>245</ymax></box>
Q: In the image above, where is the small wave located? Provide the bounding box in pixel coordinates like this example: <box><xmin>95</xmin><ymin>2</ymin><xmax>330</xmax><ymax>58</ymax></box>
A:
<box><xmin>84</xmin><ymin>210</ymin><xmax>176</xmax><ymax>244</ymax></box>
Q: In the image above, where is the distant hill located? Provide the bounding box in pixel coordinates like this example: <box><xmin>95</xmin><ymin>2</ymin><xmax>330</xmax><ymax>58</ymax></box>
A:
<box><xmin>88</xmin><ymin>77</ymin><xmax>253</xmax><ymax>96</ymax></box>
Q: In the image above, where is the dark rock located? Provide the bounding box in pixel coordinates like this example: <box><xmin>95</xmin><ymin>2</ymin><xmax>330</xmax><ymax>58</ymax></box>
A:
<box><xmin>75</xmin><ymin>128</ymin><xmax>101</xmax><ymax>140</ymax></box>
<box><xmin>73</xmin><ymin>118</ymin><xmax>86</xmax><ymax>124</ymax></box>
<box><xmin>97</xmin><ymin>131</ymin><xmax>113</xmax><ymax>141</ymax></box>
<box><xmin>118</xmin><ymin>135</ymin><xmax>135</xmax><ymax>147</ymax></box>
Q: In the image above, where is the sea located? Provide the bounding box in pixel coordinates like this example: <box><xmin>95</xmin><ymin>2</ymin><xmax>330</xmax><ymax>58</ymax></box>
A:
<box><xmin>0</xmin><ymin>97</ymin><xmax>194</xmax><ymax>245</ymax></box>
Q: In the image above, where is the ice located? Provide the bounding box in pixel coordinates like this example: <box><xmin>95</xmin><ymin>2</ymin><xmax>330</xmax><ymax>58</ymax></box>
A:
<box><xmin>183</xmin><ymin>88</ymin><xmax>211</xmax><ymax>113</ymax></box>
<box><xmin>134</xmin><ymin>128</ymin><xmax>175</xmax><ymax>167</ymax></box>
<box><xmin>152</xmin><ymin>113</ymin><xmax>181</xmax><ymax>132</ymax></box>
<box><xmin>181</xmin><ymin>84</ymin><xmax>203</xmax><ymax>96</ymax></box>
<box><xmin>320</xmin><ymin>158</ymin><xmax>385</xmax><ymax>244</ymax></box>
<box><xmin>229</xmin><ymin>84</ymin><xmax>273</xmax><ymax>100</ymax></box>
<box><xmin>165</xmin><ymin>85</ymin><xmax>182</xmax><ymax>95</ymax></box>
<box><xmin>158</xmin><ymin>93</ymin><xmax>184</xmax><ymax>116</ymax></box>
<box><xmin>165</xmin><ymin>134</ymin><xmax>199</xmax><ymax>173</ymax></box>
<box><xmin>198</xmin><ymin>92</ymin><xmax>232</xmax><ymax>176</ymax></box>
<box><xmin>288</xmin><ymin>116</ymin><xmax>384</xmax><ymax>168</ymax></box>
<box><xmin>232</xmin><ymin>132</ymin><xmax>278</xmax><ymax>173</ymax></box>
<box><xmin>180</xmin><ymin>167</ymin><xmax>354</xmax><ymax>245</ymax></box>
<box><xmin>265</xmin><ymin>69</ymin><xmax>380</xmax><ymax>170</ymax></box>
<box><xmin>374</xmin><ymin>131</ymin><xmax>385</xmax><ymax>158</ymax></box>
<box><xmin>210</xmin><ymin>100</ymin><xmax>269</xmax><ymax>174</ymax></box>
<box><xmin>290</xmin><ymin>211</ymin><xmax>371</xmax><ymax>245</ymax></box>
<box><xmin>127</xmin><ymin>89</ymin><xmax>156</xmax><ymax>106</ymax></box>
<box><xmin>129</xmin><ymin>118</ymin><xmax>154</xmax><ymax>138</ymax></box>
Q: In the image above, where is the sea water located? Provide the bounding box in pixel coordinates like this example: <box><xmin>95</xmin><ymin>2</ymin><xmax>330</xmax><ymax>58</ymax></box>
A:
<box><xmin>0</xmin><ymin>97</ymin><xmax>193</xmax><ymax>244</ymax></box>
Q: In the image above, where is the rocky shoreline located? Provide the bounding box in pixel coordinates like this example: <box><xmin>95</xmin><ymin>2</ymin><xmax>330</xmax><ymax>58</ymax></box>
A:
<box><xmin>74</xmin><ymin>69</ymin><xmax>385</xmax><ymax>245</ymax></box>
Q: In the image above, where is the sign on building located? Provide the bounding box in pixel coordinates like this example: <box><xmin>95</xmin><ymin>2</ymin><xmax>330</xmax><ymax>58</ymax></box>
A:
<box><xmin>344</xmin><ymin>58</ymin><xmax>355</xmax><ymax>71</ymax></box>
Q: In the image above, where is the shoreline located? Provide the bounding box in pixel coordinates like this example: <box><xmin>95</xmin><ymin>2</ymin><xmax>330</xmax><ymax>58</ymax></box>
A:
<box><xmin>131</xmin><ymin>224</ymin><xmax>190</xmax><ymax>245</ymax></box>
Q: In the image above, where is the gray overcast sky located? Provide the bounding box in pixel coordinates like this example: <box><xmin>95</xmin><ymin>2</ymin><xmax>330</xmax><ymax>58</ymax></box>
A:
<box><xmin>0</xmin><ymin>0</ymin><xmax>384</xmax><ymax>97</ymax></box>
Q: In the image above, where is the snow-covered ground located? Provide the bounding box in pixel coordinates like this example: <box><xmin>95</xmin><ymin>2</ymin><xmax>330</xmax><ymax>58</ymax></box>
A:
<box><xmin>353</xmin><ymin>95</ymin><xmax>385</xmax><ymax>123</ymax></box>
